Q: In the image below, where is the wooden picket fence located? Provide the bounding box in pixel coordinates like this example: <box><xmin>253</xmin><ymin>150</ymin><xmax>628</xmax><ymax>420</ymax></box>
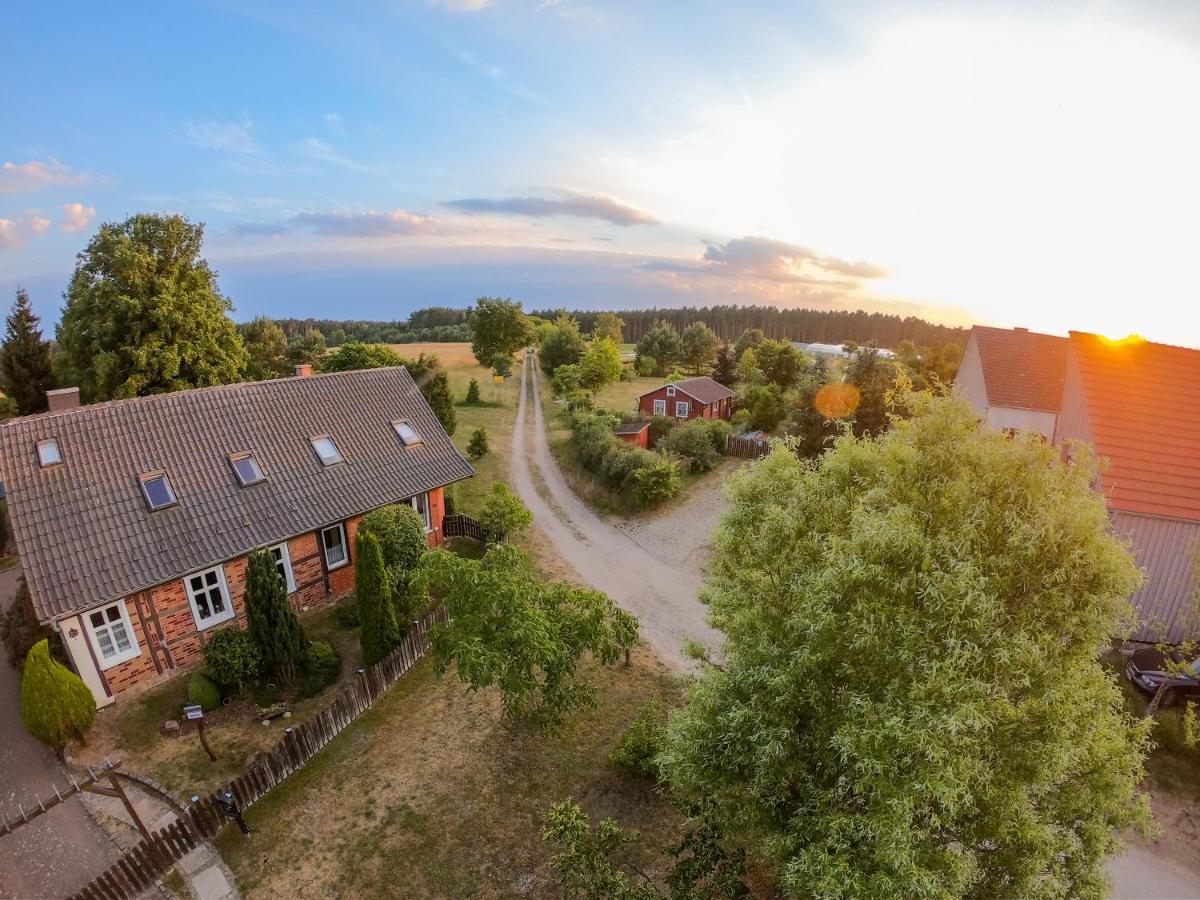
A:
<box><xmin>442</xmin><ymin>513</ymin><xmax>502</xmax><ymax>543</ymax></box>
<box><xmin>724</xmin><ymin>433</ymin><xmax>771</xmax><ymax>459</ymax></box>
<box><xmin>68</xmin><ymin>606</ymin><xmax>448</xmax><ymax>900</ymax></box>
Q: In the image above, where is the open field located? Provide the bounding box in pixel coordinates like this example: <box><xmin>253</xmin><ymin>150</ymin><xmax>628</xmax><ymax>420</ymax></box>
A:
<box><xmin>216</xmin><ymin>647</ymin><xmax>685</xmax><ymax>898</ymax></box>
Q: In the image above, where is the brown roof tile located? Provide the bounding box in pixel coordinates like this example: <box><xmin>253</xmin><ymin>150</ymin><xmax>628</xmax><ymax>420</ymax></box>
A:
<box><xmin>637</xmin><ymin>376</ymin><xmax>736</xmax><ymax>405</ymax></box>
<box><xmin>972</xmin><ymin>325</ymin><xmax>1069</xmax><ymax>412</ymax></box>
<box><xmin>0</xmin><ymin>367</ymin><xmax>474</xmax><ymax>621</ymax></box>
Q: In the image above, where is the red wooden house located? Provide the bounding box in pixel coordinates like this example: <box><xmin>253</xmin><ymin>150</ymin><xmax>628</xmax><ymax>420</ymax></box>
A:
<box><xmin>636</xmin><ymin>377</ymin><xmax>736</xmax><ymax>421</ymax></box>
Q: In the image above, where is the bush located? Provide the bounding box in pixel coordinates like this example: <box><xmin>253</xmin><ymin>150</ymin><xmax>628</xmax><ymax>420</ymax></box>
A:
<box><xmin>202</xmin><ymin>627</ymin><xmax>262</xmax><ymax>691</ymax></box>
<box><xmin>187</xmin><ymin>672</ymin><xmax>222</xmax><ymax>711</ymax></box>
<box><xmin>610</xmin><ymin>702</ymin><xmax>666</xmax><ymax>780</ymax></box>
<box><xmin>467</xmin><ymin>427</ymin><xmax>490</xmax><ymax>459</ymax></box>
<box><xmin>360</xmin><ymin>504</ymin><xmax>427</xmax><ymax>572</ymax></box>
<box><xmin>661</xmin><ymin>420</ymin><xmax>720</xmax><ymax>473</ymax></box>
<box><xmin>21</xmin><ymin>639</ymin><xmax>95</xmax><ymax>752</ymax></box>
<box><xmin>646</xmin><ymin>415</ymin><xmax>676</xmax><ymax>448</ymax></box>
<box><xmin>631</xmin><ymin>457</ymin><xmax>683</xmax><ymax>507</ymax></box>
<box><xmin>479</xmin><ymin>481</ymin><xmax>533</xmax><ymax>541</ymax></box>
<box><xmin>731</xmin><ymin>408</ymin><xmax>751</xmax><ymax>431</ymax></box>
<box><xmin>704</xmin><ymin>418</ymin><xmax>733</xmax><ymax>451</ymax></box>
<box><xmin>297</xmin><ymin>640</ymin><xmax>341</xmax><ymax>698</ymax></box>
<box><xmin>635</xmin><ymin>355</ymin><xmax>656</xmax><ymax>377</ymax></box>
<box><xmin>1</xmin><ymin>578</ymin><xmax>66</xmax><ymax>670</ymax></box>
<box><xmin>464</xmin><ymin>378</ymin><xmax>481</xmax><ymax>404</ymax></box>
<box><xmin>334</xmin><ymin>598</ymin><xmax>360</xmax><ymax>629</ymax></box>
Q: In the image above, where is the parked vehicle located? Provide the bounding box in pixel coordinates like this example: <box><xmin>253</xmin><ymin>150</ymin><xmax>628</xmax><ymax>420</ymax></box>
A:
<box><xmin>1125</xmin><ymin>647</ymin><xmax>1200</xmax><ymax>703</ymax></box>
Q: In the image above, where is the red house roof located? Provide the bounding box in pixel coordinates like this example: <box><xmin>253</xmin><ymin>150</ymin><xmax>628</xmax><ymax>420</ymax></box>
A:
<box><xmin>1069</xmin><ymin>332</ymin><xmax>1200</xmax><ymax>521</ymax></box>
<box><xmin>636</xmin><ymin>376</ymin><xmax>736</xmax><ymax>405</ymax></box>
<box><xmin>972</xmin><ymin>325</ymin><xmax>1068</xmax><ymax>412</ymax></box>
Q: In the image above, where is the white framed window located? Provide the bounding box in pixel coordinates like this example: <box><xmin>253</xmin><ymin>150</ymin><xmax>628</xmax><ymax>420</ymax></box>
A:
<box><xmin>408</xmin><ymin>493</ymin><xmax>432</xmax><ymax>531</ymax></box>
<box><xmin>230</xmin><ymin>452</ymin><xmax>265</xmax><ymax>486</ymax></box>
<box><xmin>675</xmin><ymin>401</ymin><xmax>690</xmax><ymax>418</ymax></box>
<box><xmin>37</xmin><ymin>439</ymin><xmax>62</xmax><ymax>468</ymax></box>
<box><xmin>652</xmin><ymin>399</ymin><xmax>667</xmax><ymax>416</ymax></box>
<box><xmin>85</xmin><ymin>601</ymin><xmax>140</xmax><ymax>669</ymax></box>
<box><xmin>392</xmin><ymin>419</ymin><xmax>423</xmax><ymax>447</ymax></box>
<box><xmin>140</xmin><ymin>471</ymin><xmax>178</xmax><ymax>511</ymax></box>
<box><xmin>270</xmin><ymin>542</ymin><xmax>296</xmax><ymax>593</ymax></box>
<box><xmin>184</xmin><ymin>565</ymin><xmax>234</xmax><ymax>630</ymax></box>
<box><xmin>311</xmin><ymin>435</ymin><xmax>343</xmax><ymax>466</ymax></box>
<box><xmin>666</xmin><ymin>385</ymin><xmax>676</xmax><ymax>397</ymax></box>
<box><xmin>322</xmin><ymin>523</ymin><xmax>349</xmax><ymax>570</ymax></box>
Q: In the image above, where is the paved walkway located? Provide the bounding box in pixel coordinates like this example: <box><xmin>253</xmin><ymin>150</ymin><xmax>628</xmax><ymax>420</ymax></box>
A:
<box><xmin>0</xmin><ymin>566</ymin><xmax>120</xmax><ymax>900</ymax></box>
<box><xmin>510</xmin><ymin>352</ymin><xmax>720</xmax><ymax>669</ymax></box>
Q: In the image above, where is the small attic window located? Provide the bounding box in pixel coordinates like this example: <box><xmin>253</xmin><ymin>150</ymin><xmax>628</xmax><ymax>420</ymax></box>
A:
<box><xmin>392</xmin><ymin>419</ymin><xmax>422</xmax><ymax>447</ymax></box>
<box><xmin>311</xmin><ymin>435</ymin><xmax>343</xmax><ymax>466</ymax></box>
<box><xmin>140</xmin><ymin>472</ymin><xmax>177</xmax><ymax>511</ymax></box>
<box><xmin>37</xmin><ymin>439</ymin><xmax>62</xmax><ymax>468</ymax></box>
<box><xmin>230</xmin><ymin>452</ymin><xmax>265</xmax><ymax>486</ymax></box>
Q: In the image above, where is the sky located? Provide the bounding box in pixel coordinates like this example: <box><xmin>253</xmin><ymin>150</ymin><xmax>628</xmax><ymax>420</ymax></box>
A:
<box><xmin>3</xmin><ymin>0</ymin><xmax>1199</xmax><ymax>344</ymax></box>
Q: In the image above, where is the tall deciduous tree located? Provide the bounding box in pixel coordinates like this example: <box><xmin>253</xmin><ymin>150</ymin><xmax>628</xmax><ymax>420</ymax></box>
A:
<box><xmin>57</xmin><ymin>214</ymin><xmax>248</xmax><ymax>400</ymax></box>
<box><xmin>539</xmin><ymin>315</ymin><xmax>586</xmax><ymax>376</ymax></box>
<box><xmin>356</xmin><ymin>530</ymin><xmax>401</xmax><ymax>665</ymax></box>
<box><xmin>469</xmin><ymin>296</ymin><xmax>532</xmax><ymax>368</ymax></box>
<box><xmin>21</xmin><ymin>639</ymin><xmax>96</xmax><ymax>756</ymax></box>
<box><xmin>680</xmin><ymin>322</ymin><xmax>720</xmax><ymax>375</ymax></box>
<box><xmin>287</xmin><ymin>327</ymin><xmax>327</xmax><ymax>367</ymax></box>
<box><xmin>844</xmin><ymin>345</ymin><xmax>904</xmax><ymax>437</ymax></box>
<box><xmin>732</xmin><ymin>328</ymin><xmax>764</xmax><ymax>361</ymax></box>
<box><xmin>0</xmin><ymin>288</ymin><xmax>55</xmax><ymax>415</ymax></box>
<box><xmin>578</xmin><ymin>338</ymin><xmax>623</xmax><ymax>397</ymax></box>
<box><xmin>754</xmin><ymin>339</ymin><xmax>806</xmax><ymax>389</ymax></box>
<box><xmin>239</xmin><ymin>316</ymin><xmax>290</xmax><ymax>380</ymax></box>
<box><xmin>243</xmin><ymin>549</ymin><xmax>307</xmax><ymax>683</ymax></box>
<box><xmin>661</xmin><ymin>395</ymin><xmax>1150</xmax><ymax>899</ymax></box>
<box><xmin>592</xmin><ymin>311</ymin><xmax>625</xmax><ymax>343</ymax></box>
<box><xmin>712</xmin><ymin>342</ymin><xmax>736</xmax><ymax>386</ymax></box>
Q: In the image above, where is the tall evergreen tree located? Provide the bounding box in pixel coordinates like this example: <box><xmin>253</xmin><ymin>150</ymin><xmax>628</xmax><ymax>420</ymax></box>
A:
<box><xmin>356</xmin><ymin>531</ymin><xmax>401</xmax><ymax>665</ymax></box>
<box><xmin>243</xmin><ymin>549</ymin><xmax>307</xmax><ymax>683</ymax></box>
<box><xmin>21</xmin><ymin>639</ymin><xmax>96</xmax><ymax>757</ymax></box>
<box><xmin>712</xmin><ymin>343</ymin><xmax>737</xmax><ymax>386</ymax></box>
<box><xmin>0</xmin><ymin>288</ymin><xmax>55</xmax><ymax>415</ymax></box>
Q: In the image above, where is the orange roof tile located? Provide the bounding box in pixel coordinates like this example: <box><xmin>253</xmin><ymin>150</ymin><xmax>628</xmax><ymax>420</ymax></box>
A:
<box><xmin>973</xmin><ymin>326</ymin><xmax>1068</xmax><ymax>412</ymax></box>
<box><xmin>1070</xmin><ymin>332</ymin><xmax>1200</xmax><ymax>521</ymax></box>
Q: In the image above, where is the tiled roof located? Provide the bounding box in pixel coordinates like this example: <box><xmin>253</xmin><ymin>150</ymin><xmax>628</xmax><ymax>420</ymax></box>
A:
<box><xmin>1069</xmin><ymin>332</ymin><xmax>1200</xmax><ymax>521</ymax></box>
<box><xmin>972</xmin><ymin>325</ymin><xmax>1069</xmax><ymax>412</ymax></box>
<box><xmin>638</xmin><ymin>376</ymin><xmax>736</xmax><ymax>405</ymax></box>
<box><xmin>0</xmin><ymin>368</ymin><xmax>474</xmax><ymax>621</ymax></box>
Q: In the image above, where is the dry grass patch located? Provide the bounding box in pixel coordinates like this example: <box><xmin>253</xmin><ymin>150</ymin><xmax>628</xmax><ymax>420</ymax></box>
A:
<box><xmin>217</xmin><ymin>646</ymin><xmax>683</xmax><ymax>899</ymax></box>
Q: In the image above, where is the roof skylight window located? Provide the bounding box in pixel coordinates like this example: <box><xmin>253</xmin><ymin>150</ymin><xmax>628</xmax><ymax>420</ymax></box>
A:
<box><xmin>140</xmin><ymin>472</ymin><xmax>177</xmax><ymax>511</ymax></box>
<box><xmin>392</xmin><ymin>419</ymin><xmax>422</xmax><ymax>447</ymax></box>
<box><xmin>311</xmin><ymin>435</ymin><xmax>343</xmax><ymax>466</ymax></box>
<box><xmin>37</xmin><ymin>439</ymin><xmax>62</xmax><ymax>468</ymax></box>
<box><xmin>230</xmin><ymin>452</ymin><xmax>265</xmax><ymax>486</ymax></box>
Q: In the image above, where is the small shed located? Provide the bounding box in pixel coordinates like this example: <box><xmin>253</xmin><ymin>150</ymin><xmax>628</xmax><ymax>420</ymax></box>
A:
<box><xmin>614</xmin><ymin>421</ymin><xmax>651</xmax><ymax>449</ymax></box>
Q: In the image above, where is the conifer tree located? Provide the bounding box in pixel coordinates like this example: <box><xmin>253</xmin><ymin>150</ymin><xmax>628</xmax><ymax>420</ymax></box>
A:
<box><xmin>464</xmin><ymin>379</ymin><xmax>481</xmax><ymax>404</ymax></box>
<box><xmin>355</xmin><ymin>531</ymin><xmax>400</xmax><ymax>665</ymax></box>
<box><xmin>467</xmin><ymin>427</ymin><xmax>490</xmax><ymax>459</ymax></box>
<box><xmin>0</xmin><ymin>288</ymin><xmax>55</xmax><ymax>415</ymax></box>
<box><xmin>20</xmin><ymin>639</ymin><xmax>96</xmax><ymax>757</ymax></box>
<box><xmin>244</xmin><ymin>549</ymin><xmax>307</xmax><ymax>683</ymax></box>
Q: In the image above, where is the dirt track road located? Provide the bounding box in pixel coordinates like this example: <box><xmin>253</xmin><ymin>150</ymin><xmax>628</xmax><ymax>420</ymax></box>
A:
<box><xmin>509</xmin><ymin>352</ymin><xmax>721</xmax><ymax>669</ymax></box>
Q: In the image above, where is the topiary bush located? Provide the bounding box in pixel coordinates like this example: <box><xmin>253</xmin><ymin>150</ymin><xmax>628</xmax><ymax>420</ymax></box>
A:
<box><xmin>464</xmin><ymin>379</ymin><xmax>481</xmax><ymax>404</ymax></box>
<box><xmin>297</xmin><ymin>640</ymin><xmax>341</xmax><ymax>698</ymax></box>
<box><xmin>21</xmin><ymin>639</ymin><xmax>96</xmax><ymax>754</ymax></box>
<box><xmin>187</xmin><ymin>672</ymin><xmax>222</xmax><ymax>711</ymax></box>
<box><xmin>202</xmin><ymin>627</ymin><xmax>262</xmax><ymax>692</ymax></box>
<box><xmin>610</xmin><ymin>702</ymin><xmax>666</xmax><ymax>780</ymax></box>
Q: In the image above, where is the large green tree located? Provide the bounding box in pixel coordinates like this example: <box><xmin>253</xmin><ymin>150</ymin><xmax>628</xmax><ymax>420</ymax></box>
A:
<box><xmin>635</xmin><ymin>320</ymin><xmax>682</xmax><ymax>377</ymax></box>
<box><xmin>21</xmin><ymin>639</ymin><xmax>96</xmax><ymax>756</ymax></box>
<box><xmin>0</xmin><ymin>288</ymin><xmax>55</xmax><ymax>415</ymax></box>
<box><xmin>680</xmin><ymin>322</ymin><xmax>720</xmax><ymax>375</ymax></box>
<box><xmin>57</xmin><ymin>214</ymin><xmax>248</xmax><ymax>400</ymax></box>
<box><xmin>578</xmin><ymin>337</ymin><xmax>623</xmax><ymax>397</ymax></box>
<box><xmin>844</xmin><ymin>346</ymin><xmax>905</xmax><ymax>437</ymax></box>
<box><xmin>243</xmin><ymin>549</ymin><xmax>307</xmax><ymax>683</ymax></box>
<box><xmin>470</xmin><ymin>297</ymin><xmax>533</xmax><ymax>368</ymax></box>
<box><xmin>591</xmin><ymin>311</ymin><xmax>625</xmax><ymax>344</ymax></box>
<box><xmin>239</xmin><ymin>316</ymin><xmax>290</xmax><ymax>380</ymax></box>
<box><xmin>660</xmin><ymin>394</ymin><xmax>1150</xmax><ymax>899</ymax></box>
<box><xmin>754</xmin><ymin>339</ymin><xmax>806</xmax><ymax>389</ymax></box>
<box><xmin>539</xmin><ymin>315</ymin><xmax>586</xmax><ymax>376</ymax></box>
<box><xmin>287</xmin><ymin>327</ymin><xmax>327</xmax><ymax>367</ymax></box>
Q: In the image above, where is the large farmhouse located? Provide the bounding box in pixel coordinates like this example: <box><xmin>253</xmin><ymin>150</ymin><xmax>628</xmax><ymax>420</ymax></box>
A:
<box><xmin>0</xmin><ymin>366</ymin><xmax>473</xmax><ymax>706</ymax></box>
<box><xmin>636</xmin><ymin>376</ymin><xmax>736</xmax><ymax>421</ymax></box>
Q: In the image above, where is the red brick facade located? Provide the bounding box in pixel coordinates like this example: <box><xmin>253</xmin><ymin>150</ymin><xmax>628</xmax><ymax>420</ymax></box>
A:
<box><xmin>85</xmin><ymin>487</ymin><xmax>445</xmax><ymax>701</ymax></box>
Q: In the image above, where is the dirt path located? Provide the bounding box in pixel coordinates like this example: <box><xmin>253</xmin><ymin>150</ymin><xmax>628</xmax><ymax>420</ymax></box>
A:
<box><xmin>509</xmin><ymin>352</ymin><xmax>721</xmax><ymax>669</ymax></box>
<box><xmin>0</xmin><ymin>567</ymin><xmax>120</xmax><ymax>899</ymax></box>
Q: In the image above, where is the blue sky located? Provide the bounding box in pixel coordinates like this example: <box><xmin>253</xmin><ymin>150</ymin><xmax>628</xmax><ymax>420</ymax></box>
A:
<box><xmin>4</xmin><ymin>1</ymin><xmax>1200</xmax><ymax>342</ymax></box>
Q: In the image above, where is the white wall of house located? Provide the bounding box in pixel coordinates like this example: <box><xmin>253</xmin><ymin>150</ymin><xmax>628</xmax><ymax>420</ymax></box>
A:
<box><xmin>1112</xmin><ymin>511</ymin><xmax>1200</xmax><ymax>643</ymax></box>
<box><xmin>955</xmin><ymin>334</ymin><xmax>1057</xmax><ymax>437</ymax></box>
<box><xmin>984</xmin><ymin>406</ymin><xmax>1057</xmax><ymax>437</ymax></box>
<box><xmin>954</xmin><ymin>334</ymin><xmax>989</xmax><ymax>410</ymax></box>
<box><xmin>58</xmin><ymin>613</ymin><xmax>115</xmax><ymax>707</ymax></box>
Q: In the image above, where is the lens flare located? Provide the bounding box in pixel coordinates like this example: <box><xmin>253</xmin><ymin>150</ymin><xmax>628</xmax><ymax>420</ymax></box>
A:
<box><xmin>814</xmin><ymin>382</ymin><xmax>860</xmax><ymax>419</ymax></box>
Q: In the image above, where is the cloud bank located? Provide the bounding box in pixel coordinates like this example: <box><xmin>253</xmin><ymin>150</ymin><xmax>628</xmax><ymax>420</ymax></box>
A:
<box><xmin>445</xmin><ymin>189</ymin><xmax>658</xmax><ymax>226</ymax></box>
<box><xmin>0</xmin><ymin>159</ymin><xmax>89</xmax><ymax>194</ymax></box>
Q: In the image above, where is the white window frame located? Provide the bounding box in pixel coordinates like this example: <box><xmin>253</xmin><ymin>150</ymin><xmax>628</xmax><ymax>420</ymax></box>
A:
<box><xmin>270</xmin><ymin>542</ymin><xmax>296</xmax><ymax>593</ymax></box>
<box><xmin>392</xmin><ymin>419</ymin><xmax>423</xmax><ymax>447</ymax></box>
<box><xmin>675</xmin><ymin>400</ymin><xmax>690</xmax><ymax>418</ymax></box>
<box><xmin>230</xmin><ymin>451</ymin><xmax>266</xmax><ymax>486</ymax></box>
<box><xmin>322</xmin><ymin>523</ymin><xmax>349</xmax><ymax>570</ymax></box>
<box><xmin>84</xmin><ymin>600</ymin><xmax>140</xmax><ymax>669</ymax></box>
<box><xmin>652</xmin><ymin>399</ymin><xmax>667</xmax><ymax>416</ymax></box>
<box><xmin>37</xmin><ymin>439</ymin><xmax>62</xmax><ymax>468</ymax></box>
<box><xmin>311</xmin><ymin>435</ymin><xmax>344</xmax><ymax>466</ymax></box>
<box><xmin>183</xmin><ymin>565</ymin><xmax>235</xmax><ymax>630</ymax></box>
<box><xmin>407</xmin><ymin>493</ymin><xmax>433</xmax><ymax>532</ymax></box>
<box><xmin>666</xmin><ymin>385</ymin><xmax>676</xmax><ymax>397</ymax></box>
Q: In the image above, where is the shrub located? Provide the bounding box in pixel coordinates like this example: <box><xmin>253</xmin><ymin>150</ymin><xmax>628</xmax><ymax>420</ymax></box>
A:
<box><xmin>630</xmin><ymin>456</ymin><xmax>682</xmax><ymax>507</ymax></box>
<box><xmin>202</xmin><ymin>627</ymin><xmax>262</xmax><ymax>691</ymax></box>
<box><xmin>334</xmin><ymin>599</ymin><xmax>360</xmax><ymax>629</ymax></box>
<box><xmin>661</xmin><ymin>420</ymin><xmax>720</xmax><ymax>473</ymax></box>
<box><xmin>646</xmin><ymin>415</ymin><xmax>676</xmax><ymax>448</ymax></box>
<box><xmin>635</xmin><ymin>355</ymin><xmax>656</xmax><ymax>377</ymax></box>
<box><xmin>360</xmin><ymin>504</ymin><xmax>427</xmax><ymax>572</ymax></box>
<box><xmin>552</xmin><ymin>363</ymin><xmax>583</xmax><ymax>398</ymax></box>
<box><xmin>464</xmin><ymin>379</ymin><xmax>481</xmax><ymax>404</ymax></box>
<box><xmin>492</xmin><ymin>354</ymin><xmax>513</xmax><ymax>378</ymax></box>
<box><xmin>467</xmin><ymin>427</ymin><xmax>490</xmax><ymax>459</ymax></box>
<box><xmin>297</xmin><ymin>640</ymin><xmax>340</xmax><ymax>698</ymax></box>
<box><xmin>479</xmin><ymin>481</ymin><xmax>533</xmax><ymax>541</ymax></box>
<box><xmin>187</xmin><ymin>672</ymin><xmax>222</xmax><ymax>711</ymax></box>
<box><xmin>731</xmin><ymin>408</ymin><xmax>751</xmax><ymax>431</ymax></box>
<box><xmin>610</xmin><ymin>702</ymin><xmax>666</xmax><ymax>780</ymax></box>
<box><xmin>21</xmin><ymin>639</ymin><xmax>96</xmax><ymax>752</ymax></box>
<box><xmin>704</xmin><ymin>418</ymin><xmax>733</xmax><ymax>452</ymax></box>
<box><xmin>2</xmin><ymin>578</ymin><xmax>65</xmax><ymax>670</ymax></box>
<box><xmin>742</xmin><ymin>383</ymin><xmax>788</xmax><ymax>432</ymax></box>
<box><xmin>356</xmin><ymin>531</ymin><xmax>400</xmax><ymax>666</ymax></box>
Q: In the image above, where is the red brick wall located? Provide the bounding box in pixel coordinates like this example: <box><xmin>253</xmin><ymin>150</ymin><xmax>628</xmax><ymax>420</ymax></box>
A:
<box><xmin>93</xmin><ymin>491</ymin><xmax>452</xmax><ymax>701</ymax></box>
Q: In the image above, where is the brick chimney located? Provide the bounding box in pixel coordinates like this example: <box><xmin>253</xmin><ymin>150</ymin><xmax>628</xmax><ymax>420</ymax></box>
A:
<box><xmin>294</xmin><ymin>364</ymin><xmax>313</xmax><ymax>377</ymax></box>
<box><xmin>46</xmin><ymin>387</ymin><xmax>81</xmax><ymax>412</ymax></box>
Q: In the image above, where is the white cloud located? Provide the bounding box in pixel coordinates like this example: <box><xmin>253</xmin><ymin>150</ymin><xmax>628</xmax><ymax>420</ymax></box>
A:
<box><xmin>0</xmin><ymin>159</ymin><xmax>89</xmax><ymax>194</ymax></box>
<box><xmin>26</xmin><ymin>212</ymin><xmax>52</xmax><ymax>236</ymax></box>
<box><xmin>0</xmin><ymin>219</ymin><xmax>20</xmax><ymax>249</ymax></box>
<box><xmin>181</xmin><ymin>117</ymin><xmax>262</xmax><ymax>154</ymax></box>
<box><xmin>61</xmin><ymin>202</ymin><xmax>96</xmax><ymax>233</ymax></box>
<box><xmin>295</xmin><ymin>137</ymin><xmax>384</xmax><ymax>175</ymax></box>
<box><xmin>289</xmin><ymin>209</ymin><xmax>437</xmax><ymax>237</ymax></box>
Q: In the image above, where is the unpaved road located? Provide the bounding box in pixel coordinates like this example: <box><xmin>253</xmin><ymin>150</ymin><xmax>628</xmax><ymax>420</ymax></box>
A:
<box><xmin>512</xmin><ymin>350</ymin><xmax>1200</xmax><ymax>898</ymax></box>
<box><xmin>509</xmin><ymin>352</ymin><xmax>720</xmax><ymax>669</ymax></box>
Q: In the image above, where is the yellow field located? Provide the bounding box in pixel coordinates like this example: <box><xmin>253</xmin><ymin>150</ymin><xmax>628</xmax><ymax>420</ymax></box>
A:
<box><xmin>386</xmin><ymin>341</ymin><xmax>480</xmax><ymax>370</ymax></box>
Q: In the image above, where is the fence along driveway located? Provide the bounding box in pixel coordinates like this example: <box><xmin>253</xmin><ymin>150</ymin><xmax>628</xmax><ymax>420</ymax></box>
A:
<box><xmin>68</xmin><ymin>606</ymin><xmax>447</xmax><ymax>900</ymax></box>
